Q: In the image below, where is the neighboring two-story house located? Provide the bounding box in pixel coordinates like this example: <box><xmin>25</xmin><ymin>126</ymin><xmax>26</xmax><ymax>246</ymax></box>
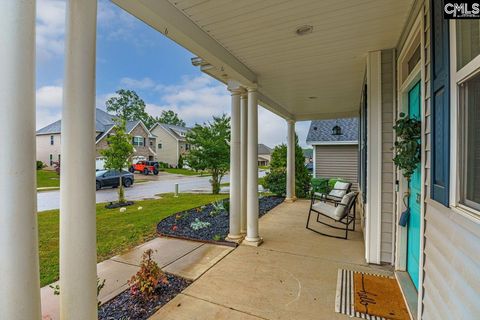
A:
<box><xmin>36</xmin><ymin>108</ymin><xmax>157</xmax><ymax>169</ymax></box>
<box><xmin>149</xmin><ymin>123</ymin><xmax>191</xmax><ymax>168</ymax></box>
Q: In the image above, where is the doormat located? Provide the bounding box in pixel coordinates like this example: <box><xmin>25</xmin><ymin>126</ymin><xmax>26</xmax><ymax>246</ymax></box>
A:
<box><xmin>335</xmin><ymin>269</ymin><xmax>410</xmax><ymax>320</ymax></box>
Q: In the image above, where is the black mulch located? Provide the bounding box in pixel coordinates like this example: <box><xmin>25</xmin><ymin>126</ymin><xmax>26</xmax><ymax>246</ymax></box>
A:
<box><xmin>105</xmin><ymin>201</ymin><xmax>135</xmax><ymax>209</ymax></box>
<box><xmin>98</xmin><ymin>273</ymin><xmax>191</xmax><ymax>320</ymax></box>
<box><xmin>156</xmin><ymin>195</ymin><xmax>285</xmax><ymax>244</ymax></box>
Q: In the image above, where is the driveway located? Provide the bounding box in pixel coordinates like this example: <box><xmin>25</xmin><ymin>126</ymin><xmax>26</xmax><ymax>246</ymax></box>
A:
<box><xmin>37</xmin><ymin>171</ymin><xmax>266</xmax><ymax>212</ymax></box>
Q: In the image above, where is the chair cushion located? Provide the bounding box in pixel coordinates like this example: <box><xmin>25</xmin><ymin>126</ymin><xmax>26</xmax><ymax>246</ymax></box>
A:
<box><xmin>329</xmin><ymin>181</ymin><xmax>350</xmax><ymax>199</ymax></box>
<box><xmin>334</xmin><ymin>192</ymin><xmax>356</xmax><ymax>220</ymax></box>
<box><xmin>311</xmin><ymin>202</ymin><xmax>338</xmax><ymax>220</ymax></box>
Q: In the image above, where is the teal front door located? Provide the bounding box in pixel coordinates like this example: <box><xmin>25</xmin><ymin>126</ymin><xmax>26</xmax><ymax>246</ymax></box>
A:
<box><xmin>407</xmin><ymin>81</ymin><xmax>421</xmax><ymax>289</ymax></box>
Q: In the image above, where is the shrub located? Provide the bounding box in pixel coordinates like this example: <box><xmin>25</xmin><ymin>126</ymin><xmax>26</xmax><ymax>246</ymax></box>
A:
<box><xmin>263</xmin><ymin>136</ymin><xmax>311</xmax><ymax>198</ymax></box>
<box><xmin>212</xmin><ymin>234</ymin><xmax>223</xmax><ymax>241</ymax></box>
<box><xmin>178</xmin><ymin>154</ymin><xmax>184</xmax><ymax>169</ymax></box>
<box><xmin>128</xmin><ymin>249</ymin><xmax>168</xmax><ymax>301</ymax></box>
<box><xmin>36</xmin><ymin>161</ymin><xmax>44</xmax><ymax>170</ymax></box>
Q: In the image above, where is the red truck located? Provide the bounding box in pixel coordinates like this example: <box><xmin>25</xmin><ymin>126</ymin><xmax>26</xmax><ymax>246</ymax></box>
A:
<box><xmin>128</xmin><ymin>161</ymin><xmax>159</xmax><ymax>175</ymax></box>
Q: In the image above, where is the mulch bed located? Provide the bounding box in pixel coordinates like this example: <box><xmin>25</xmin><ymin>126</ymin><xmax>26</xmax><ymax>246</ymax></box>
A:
<box><xmin>105</xmin><ymin>201</ymin><xmax>135</xmax><ymax>209</ymax></box>
<box><xmin>156</xmin><ymin>196</ymin><xmax>285</xmax><ymax>245</ymax></box>
<box><xmin>98</xmin><ymin>273</ymin><xmax>191</xmax><ymax>320</ymax></box>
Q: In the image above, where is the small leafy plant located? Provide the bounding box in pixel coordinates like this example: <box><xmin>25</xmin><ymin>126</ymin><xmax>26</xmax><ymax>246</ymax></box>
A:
<box><xmin>212</xmin><ymin>234</ymin><xmax>223</xmax><ymax>241</ymax></box>
<box><xmin>210</xmin><ymin>200</ymin><xmax>226</xmax><ymax>217</ymax></box>
<box><xmin>128</xmin><ymin>249</ymin><xmax>168</xmax><ymax>301</ymax></box>
<box><xmin>393</xmin><ymin>113</ymin><xmax>421</xmax><ymax>182</ymax></box>
<box><xmin>190</xmin><ymin>218</ymin><xmax>211</xmax><ymax>230</ymax></box>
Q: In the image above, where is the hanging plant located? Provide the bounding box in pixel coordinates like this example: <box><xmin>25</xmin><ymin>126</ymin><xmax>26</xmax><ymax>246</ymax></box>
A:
<box><xmin>393</xmin><ymin>112</ymin><xmax>421</xmax><ymax>227</ymax></box>
<box><xmin>393</xmin><ymin>112</ymin><xmax>421</xmax><ymax>182</ymax></box>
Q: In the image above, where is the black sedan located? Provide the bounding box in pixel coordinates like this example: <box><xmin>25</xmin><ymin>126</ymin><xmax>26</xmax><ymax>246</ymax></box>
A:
<box><xmin>96</xmin><ymin>170</ymin><xmax>134</xmax><ymax>190</ymax></box>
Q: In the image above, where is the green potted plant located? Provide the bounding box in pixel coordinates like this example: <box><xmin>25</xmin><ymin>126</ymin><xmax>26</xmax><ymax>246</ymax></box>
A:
<box><xmin>392</xmin><ymin>112</ymin><xmax>421</xmax><ymax>226</ymax></box>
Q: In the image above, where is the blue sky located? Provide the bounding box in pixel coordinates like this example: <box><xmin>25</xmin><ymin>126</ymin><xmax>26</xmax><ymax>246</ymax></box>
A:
<box><xmin>36</xmin><ymin>0</ymin><xmax>310</xmax><ymax>147</ymax></box>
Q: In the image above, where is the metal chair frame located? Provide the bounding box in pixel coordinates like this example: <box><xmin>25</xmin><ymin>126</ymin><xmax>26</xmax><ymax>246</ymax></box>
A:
<box><xmin>306</xmin><ymin>192</ymin><xmax>358</xmax><ymax>240</ymax></box>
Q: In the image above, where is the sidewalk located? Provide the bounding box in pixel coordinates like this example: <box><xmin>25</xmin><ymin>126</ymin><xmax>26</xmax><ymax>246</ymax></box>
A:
<box><xmin>41</xmin><ymin>237</ymin><xmax>233</xmax><ymax>320</ymax></box>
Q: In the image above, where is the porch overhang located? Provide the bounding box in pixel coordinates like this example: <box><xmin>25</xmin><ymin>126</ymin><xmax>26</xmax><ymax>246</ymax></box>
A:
<box><xmin>112</xmin><ymin>0</ymin><xmax>413</xmax><ymax>121</ymax></box>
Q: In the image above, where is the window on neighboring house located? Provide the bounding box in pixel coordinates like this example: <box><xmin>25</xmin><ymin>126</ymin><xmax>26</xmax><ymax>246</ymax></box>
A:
<box><xmin>50</xmin><ymin>135</ymin><xmax>54</xmax><ymax>145</ymax></box>
<box><xmin>185</xmin><ymin>144</ymin><xmax>190</xmax><ymax>151</ymax></box>
<box><xmin>49</xmin><ymin>154</ymin><xmax>53</xmax><ymax>166</ymax></box>
<box><xmin>132</xmin><ymin>136</ymin><xmax>144</xmax><ymax>146</ymax></box>
<box><xmin>158</xmin><ymin>143</ymin><xmax>162</xmax><ymax>149</ymax></box>
<box><xmin>149</xmin><ymin>140</ymin><xmax>153</xmax><ymax>147</ymax></box>
<box><xmin>460</xmin><ymin>73</ymin><xmax>480</xmax><ymax>211</ymax></box>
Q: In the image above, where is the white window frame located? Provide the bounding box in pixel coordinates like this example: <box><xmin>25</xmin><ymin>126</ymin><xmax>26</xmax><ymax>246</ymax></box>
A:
<box><xmin>449</xmin><ymin>20</ymin><xmax>480</xmax><ymax>222</ymax></box>
<box><xmin>132</xmin><ymin>136</ymin><xmax>144</xmax><ymax>147</ymax></box>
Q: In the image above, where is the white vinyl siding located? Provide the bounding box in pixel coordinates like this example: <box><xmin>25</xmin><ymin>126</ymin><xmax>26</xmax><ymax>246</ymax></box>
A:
<box><xmin>314</xmin><ymin>145</ymin><xmax>358</xmax><ymax>190</ymax></box>
<box><xmin>421</xmin><ymin>2</ymin><xmax>480</xmax><ymax>319</ymax></box>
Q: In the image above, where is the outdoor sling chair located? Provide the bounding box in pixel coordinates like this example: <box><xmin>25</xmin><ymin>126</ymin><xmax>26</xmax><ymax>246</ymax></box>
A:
<box><xmin>313</xmin><ymin>181</ymin><xmax>352</xmax><ymax>205</ymax></box>
<box><xmin>306</xmin><ymin>191</ymin><xmax>358</xmax><ymax>240</ymax></box>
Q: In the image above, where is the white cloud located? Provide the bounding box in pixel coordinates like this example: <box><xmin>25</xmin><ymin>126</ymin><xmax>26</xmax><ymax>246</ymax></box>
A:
<box><xmin>36</xmin><ymin>85</ymin><xmax>63</xmax><ymax>109</ymax></box>
<box><xmin>120</xmin><ymin>77</ymin><xmax>157</xmax><ymax>90</ymax></box>
<box><xmin>141</xmin><ymin>74</ymin><xmax>310</xmax><ymax>147</ymax></box>
<box><xmin>36</xmin><ymin>0</ymin><xmax>66</xmax><ymax>61</ymax></box>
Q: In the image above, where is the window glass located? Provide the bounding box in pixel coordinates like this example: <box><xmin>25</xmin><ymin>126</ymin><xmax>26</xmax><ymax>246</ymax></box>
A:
<box><xmin>457</xmin><ymin>20</ymin><xmax>480</xmax><ymax>70</ymax></box>
<box><xmin>158</xmin><ymin>143</ymin><xmax>162</xmax><ymax>149</ymax></box>
<box><xmin>133</xmin><ymin>136</ymin><xmax>144</xmax><ymax>146</ymax></box>
<box><xmin>461</xmin><ymin>72</ymin><xmax>480</xmax><ymax>210</ymax></box>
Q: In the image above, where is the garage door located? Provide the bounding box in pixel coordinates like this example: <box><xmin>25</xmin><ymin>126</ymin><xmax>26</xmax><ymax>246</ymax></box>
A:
<box><xmin>315</xmin><ymin>145</ymin><xmax>358</xmax><ymax>189</ymax></box>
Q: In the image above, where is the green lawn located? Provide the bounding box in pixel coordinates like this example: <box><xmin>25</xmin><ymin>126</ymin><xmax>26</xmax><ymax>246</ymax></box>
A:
<box><xmin>37</xmin><ymin>170</ymin><xmax>60</xmax><ymax>188</ymax></box>
<box><xmin>38</xmin><ymin>193</ymin><xmax>227</xmax><ymax>286</ymax></box>
<box><xmin>164</xmin><ymin>168</ymin><xmax>208</xmax><ymax>176</ymax></box>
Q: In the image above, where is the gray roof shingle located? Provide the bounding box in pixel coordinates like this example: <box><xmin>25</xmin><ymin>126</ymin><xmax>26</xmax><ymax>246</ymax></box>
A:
<box><xmin>306</xmin><ymin>118</ymin><xmax>359</xmax><ymax>144</ymax></box>
<box><xmin>37</xmin><ymin>108</ymin><xmax>153</xmax><ymax>139</ymax></box>
<box><xmin>258</xmin><ymin>143</ymin><xmax>272</xmax><ymax>155</ymax></box>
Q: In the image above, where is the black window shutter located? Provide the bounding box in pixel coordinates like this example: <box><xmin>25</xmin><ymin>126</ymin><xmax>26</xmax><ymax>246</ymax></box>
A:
<box><xmin>430</xmin><ymin>0</ymin><xmax>450</xmax><ymax>206</ymax></box>
<box><xmin>144</xmin><ymin>137</ymin><xmax>146</xmax><ymax>146</ymax></box>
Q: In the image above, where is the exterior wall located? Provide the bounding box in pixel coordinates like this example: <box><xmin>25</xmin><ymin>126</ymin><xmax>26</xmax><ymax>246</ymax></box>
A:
<box><xmin>36</xmin><ymin>134</ymin><xmax>62</xmax><ymax>168</ymax></box>
<box><xmin>380</xmin><ymin>50</ymin><xmax>396</xmax><ymax>264</ymax></box>
<box><xmin>313</xmin><ymin>144</ymin><xmax>358</xmax><ymax>190</ymax></box>
<box><xmin>95</xmin><ymin>124</ymin><xmax>155</xmax><ymax>159</ymax></box>
<box><xmin>421</xmin><ymin>2</ymin><xmax>480</xmax><ymax>319</ymax></box>
<box><xmin>151</xmin><ymin>125</ymin><xmax>179</xmax><ymax>167</ymax></box>
<box><xmin>393</xmin><ymin>1</ymin><xmax>480</xmax><ymax>318</ymax></box>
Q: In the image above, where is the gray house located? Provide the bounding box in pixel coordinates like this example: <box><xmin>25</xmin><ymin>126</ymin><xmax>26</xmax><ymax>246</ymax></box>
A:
<box><xmin>306</xmin><ymin>118</ymin><xmax>359</xmax><ymax>188</ymax></box>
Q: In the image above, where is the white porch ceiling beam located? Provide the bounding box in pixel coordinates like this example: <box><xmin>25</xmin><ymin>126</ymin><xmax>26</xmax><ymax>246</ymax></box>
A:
<box><xmin>112</xmin><ymin>0</ymin><xmax>257</xmax><ymax>87</ymax></box>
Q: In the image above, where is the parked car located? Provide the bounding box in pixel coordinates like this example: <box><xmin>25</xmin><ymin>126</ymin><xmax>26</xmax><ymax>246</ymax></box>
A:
<box><xmin>96</xmin><ymin>170</ymin><xmax>134</xmax><ymax>190</ymax></box>
<box><xmin>129</xmin><ymin>160</ymin><xmax>159</xmax><ymax>175</ymax></box>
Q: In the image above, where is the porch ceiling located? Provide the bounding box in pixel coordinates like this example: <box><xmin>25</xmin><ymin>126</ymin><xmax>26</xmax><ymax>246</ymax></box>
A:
<box><xmin>113</xmin><ymin>0</ymin><xmax>413</xmax><ymax>120</ymax></box>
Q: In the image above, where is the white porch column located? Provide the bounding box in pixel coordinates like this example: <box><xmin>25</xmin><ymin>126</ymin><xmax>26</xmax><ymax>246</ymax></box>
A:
<box><xmin>244</xmin><ymin>88</ymin><xmax>263</xmax><ymax>246</ymax></box>
<box><xmin>226</xmin><ymin>85</ymin><xmax>242</xmax><ymax>241</ymax></box>
<box><xmin>60</xmin><ymin>1</ymin><xmax>98</xmax><ymax>319</ymax></box>
<box><xmin>285</xmin><ymin>120</ymin><xmax>296</xmax><ymax>202</ymax></box>
<box><xmin>0</xmin><ymin>2</ymin><xmax>42</xmax><ymax>319</ymax></box>
<box><xmin>240</xmin><ymin>93</ymin><xmax>248</xmax><ymax>234</ymax></box>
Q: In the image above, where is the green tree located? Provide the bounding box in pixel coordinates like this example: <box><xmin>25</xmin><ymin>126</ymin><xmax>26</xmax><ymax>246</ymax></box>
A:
<box><xmin>100</xmin><ymin>119</ymin><xmax>134</xmax><ymax>203</ymax></box>
<box><xmin>263</xmin><ymin>135</ymin><xmax>311</xmax><ymax>198</ymax></box>
<box><xmin>185</xmin><ymin>115</ymin><xmax>230</xmax><ymax>194</ymax></box>
<box><xmin>106</xmin><ymin>89</ymin><xmax>151</xmax><ymax>125</ymax></box>
<box><xmin>178</xmin><ymin>154</ymin><xmax>184</xmax><ymax>169</ymax></box>
<box><xmin>152</xmin><ymin>110</ymin><xmax>186</xmax><ymax>127</ymax></box>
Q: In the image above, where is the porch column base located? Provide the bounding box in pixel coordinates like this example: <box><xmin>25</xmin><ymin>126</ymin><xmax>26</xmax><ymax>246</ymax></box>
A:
<box><xmin>225</xmin><ymin>234</ymin><xmax>245</xmax><ymax>244</ymax></box>
<box><xmin>284</xmin><ymin>196</ymin><xmax>297</xmax><ymax>203</ymax></box>
<box><xmin>243</xmin><ymin>237</ymin><xmax>263</xmax><ymax>247</ymax></box>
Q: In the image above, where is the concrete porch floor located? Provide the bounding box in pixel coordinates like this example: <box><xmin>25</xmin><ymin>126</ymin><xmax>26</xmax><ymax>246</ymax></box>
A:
<box><xmin>151</xmin><ymin>200</ymin><xmax>393</xmax><ymax>320</ymax></box>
